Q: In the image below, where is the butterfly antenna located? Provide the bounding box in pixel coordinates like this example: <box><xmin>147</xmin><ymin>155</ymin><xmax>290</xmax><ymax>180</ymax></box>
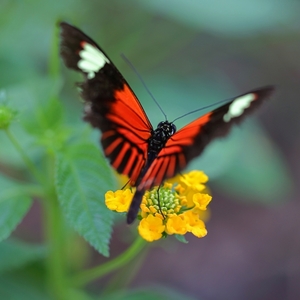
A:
<box><xmin>121</xmin><ymin>53</ymin><xmax>167</xmax><ymax>120</ymax></box>
<box><xmin>171</xmin><ymin>98</ymin><xmax>230</xmax><ymax>123</ymax></box>
<box><xmin>156</xmin><ymin>186</ymin><xmax>165</xmax><ymax>219</ymax></box>
<box><xmin>121</xmin><ymin>179</ymin><xmax>130</xmax><ymax>190</ymax></box>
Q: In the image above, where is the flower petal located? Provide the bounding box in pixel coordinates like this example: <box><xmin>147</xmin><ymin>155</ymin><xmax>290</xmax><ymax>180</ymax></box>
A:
<box><xmin>180</xmin><ymin>171</ymin><xmax>208</xmax><ymax>191</ymax></box>
<box><xmin>165</xmin><ymin>215</ymin><xmax>187</xmax><ymax>235</ymax></box>
<box><xmin>193</xmin><ymin>193</ymin><xmax>212</xmax><ymax>211</ymax></box>
<box><xmin>138</xmin><ymin>215</ymin><xmax>165</xmax><ymax>242</ymax></box>
<box><xmin>105</xmin><ymin>189</ymin><xmax>133</xmax><ymax>212</ymax></box>
<box><xmin>183</xmin><ymin>211</ymin><xmax>208</xmax><ymax>238</ymax></box>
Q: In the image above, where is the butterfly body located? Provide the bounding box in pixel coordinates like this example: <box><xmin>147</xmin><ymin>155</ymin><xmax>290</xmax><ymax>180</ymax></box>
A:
<box><xmin>60</xmin><ymin>22</ymin><xmax>274</xmax><ymax>224</ymax></box>
<box><xmin>143</xmin><ymin>121</ymin><xmax>178</xmax><ymax>182</ymax></box>
<box><xmin>148</xmin><ymin>121</ymin><xmax>176</xmax><ymax>154</ymax></box>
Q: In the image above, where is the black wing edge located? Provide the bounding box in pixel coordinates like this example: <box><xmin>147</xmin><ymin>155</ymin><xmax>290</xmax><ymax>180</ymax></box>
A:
<box><xmin>59</xmin><ymin>22</ymin><xmax>110</xmax><ymax>72</ymax></box>
<box><xmin>184</xmin><ymin>85</ymin><xmax>276</xmax><ymax>162</ymax></box>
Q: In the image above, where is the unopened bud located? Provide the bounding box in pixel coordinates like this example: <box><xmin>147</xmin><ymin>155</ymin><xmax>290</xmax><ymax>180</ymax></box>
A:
<box><xmin>0</xmin><ymin>105</ymin><xmax>16</xmax><ymax>129</ymax></box>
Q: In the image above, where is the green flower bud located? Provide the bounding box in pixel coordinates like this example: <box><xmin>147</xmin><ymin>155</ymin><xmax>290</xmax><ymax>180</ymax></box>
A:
<box><xmin>0</xmin><ymin>105</ymin><xmax>16</xmax><ymax>129</ymax></box>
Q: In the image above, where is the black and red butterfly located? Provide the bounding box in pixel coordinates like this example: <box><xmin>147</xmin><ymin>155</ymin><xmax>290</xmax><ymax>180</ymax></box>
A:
<box><xmin>59</xmin><ymin>22</ymin><xmax>274</xmax><ymax>224</ymax></box>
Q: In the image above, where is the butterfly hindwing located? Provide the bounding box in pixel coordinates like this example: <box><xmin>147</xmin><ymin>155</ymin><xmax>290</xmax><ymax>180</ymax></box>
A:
<box><xmin>168</xmin><ymin>86</ymin><xmax>274</xmax><ymax>166</ymax></box>
<box><xmin>127</xmin><ymin>86</ymin><xmax>274</xmax><ymax>223</ymax></box>
<box><xmin>60</xmin><ymin>22</ymin><xmax>152</xmax><ymax>183</ymax></box>
<box><xmin>137</xmin><ymin>86</ymin><xmax>274</xmax><ymax>190</ymax></box>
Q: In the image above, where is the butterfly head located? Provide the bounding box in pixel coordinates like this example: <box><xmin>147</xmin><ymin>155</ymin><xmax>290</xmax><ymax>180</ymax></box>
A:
<box><xmin>154</xmin><ymin>121</ymin><xmax>177</xmax><ymax>144</ymax></box>
<box><xmin>157</xmin><ymin>121</ymin><xmax>176</xmax><ymax>138</ymax></box>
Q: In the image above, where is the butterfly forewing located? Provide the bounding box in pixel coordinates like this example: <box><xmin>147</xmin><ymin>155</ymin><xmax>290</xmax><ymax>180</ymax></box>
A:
<box><xmin>137</xmin><ymin>86</ymin><xmax>274</xmax><ymax>190</ymax></box>
<box><xmin>60</xmin><ymin>22</ymin><xmax>152</xmax><ymax>182</ymax></box>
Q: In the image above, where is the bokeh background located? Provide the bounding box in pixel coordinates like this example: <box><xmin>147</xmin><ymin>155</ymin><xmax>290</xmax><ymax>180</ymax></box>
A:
<box><xmin>1</xmin><ymin>0</ymin><xmax>300</xmax><ymax>299</ymax></box>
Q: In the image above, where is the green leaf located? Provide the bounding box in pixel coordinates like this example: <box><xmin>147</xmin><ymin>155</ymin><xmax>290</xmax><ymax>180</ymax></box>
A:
<box><xmin>0</xmin><ymin>76</ymin><xmax>68</xmax><ymax>165</ymax></box>
<box><xmin>0</xmin><ymin>239</ymin><xmax>45</xmax><ymax>274</ymax></box>
<box><xmin>23</xmin><ymin>95</ymin><xmax>64</xmax><ymax>136</ymax></box>
<box><xmin>67</xmin><ymin>289</ymin><xmax>95</xmax><ymax>300</ymax></box>
<box><xmin>0</xmin><ymin>273</ymin><xmax>50</xmax><ymax>300</ymax></box>
<box><xmin>55</xmin><ymin>142</ymin><xmax>115</xmax><ymax>257</ymax></box>
<box><xmin>0</xmin><ymin>175</ymin><xmax>32</xmax><ymax>242</ymax></box>
<box><xmin>6</xmin><ymin>76</ymin><xmax>64</xmax><ymax>136</ymax></box>
<box><xmin>0</xmin><ymin>125</ymin><xmax>42</xmax><ymax>167</ymax></box>
<box><xmin>174</xmin><ymin>234</ymin><xmax>188</xmax><ymax>244</ymax></box>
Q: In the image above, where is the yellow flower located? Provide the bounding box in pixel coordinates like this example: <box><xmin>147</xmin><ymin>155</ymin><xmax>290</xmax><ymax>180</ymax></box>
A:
<box><xmin>174</xmin><ymin>171</ymin><xmax>209</xmax><ymax>206</ymax></box>
<box><xmin>165</xmin><ymin>215</ymin><xmax>187</xmax><ymax>235</ymax></box>
<box><xmin>193</xmin><ymin>193</ymin><xmax>212</xmax><ymax>211</ymax></box>
<box><xmin>138</xmin><ymin>215</ymin><xmax>165</xmax><ymax>242</ymax></box>
<box><xmin>183</xmin><ymin>210</ymin><xmax>207</xmax><ymax>238</ymax></box>
<box><xmin>105</xmin><ymin>170</ymin><xmax>212</xmax><ymax>242</ymax></box>
<box><xmin>180</xmin><ymin>170</ymin><xmax>208</xmax><ymax>191</ymax></box>
<box><xmin>105</xmin><ymin>189</ymin><xmax>133</xmax><ymax>212</ymax></box>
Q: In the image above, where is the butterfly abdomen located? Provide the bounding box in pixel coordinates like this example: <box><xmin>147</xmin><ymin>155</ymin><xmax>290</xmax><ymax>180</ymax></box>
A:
<box><xmin>127</xmin><ymin>189</ymin><xmax>144</xmax><ymax>224</ymax></box>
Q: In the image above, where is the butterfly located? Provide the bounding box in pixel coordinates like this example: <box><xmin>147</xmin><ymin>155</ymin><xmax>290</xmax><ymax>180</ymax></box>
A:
<box><xmin>59</xmin><ymin>22</ymin><xmax>274</xmax><ymax>224</ymax></box>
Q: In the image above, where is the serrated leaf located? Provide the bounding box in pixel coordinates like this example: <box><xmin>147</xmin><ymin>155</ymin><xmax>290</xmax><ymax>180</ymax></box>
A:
<box><xmin>0</xmin><ymin>175</ymin><xmax>32</xmax><ymax>242</ymax></box>
<box><xmin>55</xmin><ymin>142</ymin><xmax>115</xmax><ymax>257</ymax></box>
<box><xmin>0</xmin><ymin>239</ymin><xmax>45</xmax><ymax>274</ymax></box>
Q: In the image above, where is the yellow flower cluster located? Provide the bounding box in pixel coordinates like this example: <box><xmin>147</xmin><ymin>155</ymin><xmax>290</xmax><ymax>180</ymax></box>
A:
<box><xmin>105</xmin><ymin>171</ymin><xmax>212</xmax><ymax>242</ymax></box>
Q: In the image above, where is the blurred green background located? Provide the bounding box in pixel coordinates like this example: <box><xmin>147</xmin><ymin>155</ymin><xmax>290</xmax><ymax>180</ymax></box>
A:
<box><xmin>1</xmin><ymin>0</ymin><xmax>299</xmax><ymax>299</ymax></box>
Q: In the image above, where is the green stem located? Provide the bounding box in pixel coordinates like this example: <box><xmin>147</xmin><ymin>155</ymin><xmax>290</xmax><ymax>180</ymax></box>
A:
<box><xmin>22</xmin><ymin>184</ymin><xmax>45</xmax><ymax>199</ymax></box>
<box><xmin>4</xmin><ymin>128</ymin><xmax>47</xmax><ymax>186</ymax></box>
<box><xmin>102</xmin><ymin>248</ymin><xmax>148</xmax><ymax>295</ymax></box>
<box><xmin>41</xmin><ymin>145</ymin><xmax>69</xmax><ymax>299</ymax></box>
<box><xmin>72</xmin><ymin>236</ymin><xmax>147</xmax><ymax>287</ymax></box>
<box><xmin>48</xmin><ymin>22</ymin><xmax>60</xmax><ymax>78</ymax></box>
<box><xmin>43</xmin><ymin>192</ymin><xmax>68</xmax><ymax>300</ymax></box>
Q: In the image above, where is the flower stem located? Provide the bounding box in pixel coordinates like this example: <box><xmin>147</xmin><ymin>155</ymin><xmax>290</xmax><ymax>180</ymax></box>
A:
<box><xmin>43</xmin><ymin>192</ymin><xmax>68</xmax><ymax>300</ymax></box>
<box><xmin>4</xmin><ymin>128</ymin><xmax>46</xmax><ymax>186</ymax></box>
<box><xmin>72</xmin><ymin>236</ymin><xmax>147</xmax><ymax>287</ymax></box>
<box><xmin>48</xmin><ymin>21</ymin><xmax>60</xmax><ymax>78</ymax></box>
<box><xmin>41</xmin><ymin>146</ymin><xmax>69</xmax><ymax>299</ymax></box>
